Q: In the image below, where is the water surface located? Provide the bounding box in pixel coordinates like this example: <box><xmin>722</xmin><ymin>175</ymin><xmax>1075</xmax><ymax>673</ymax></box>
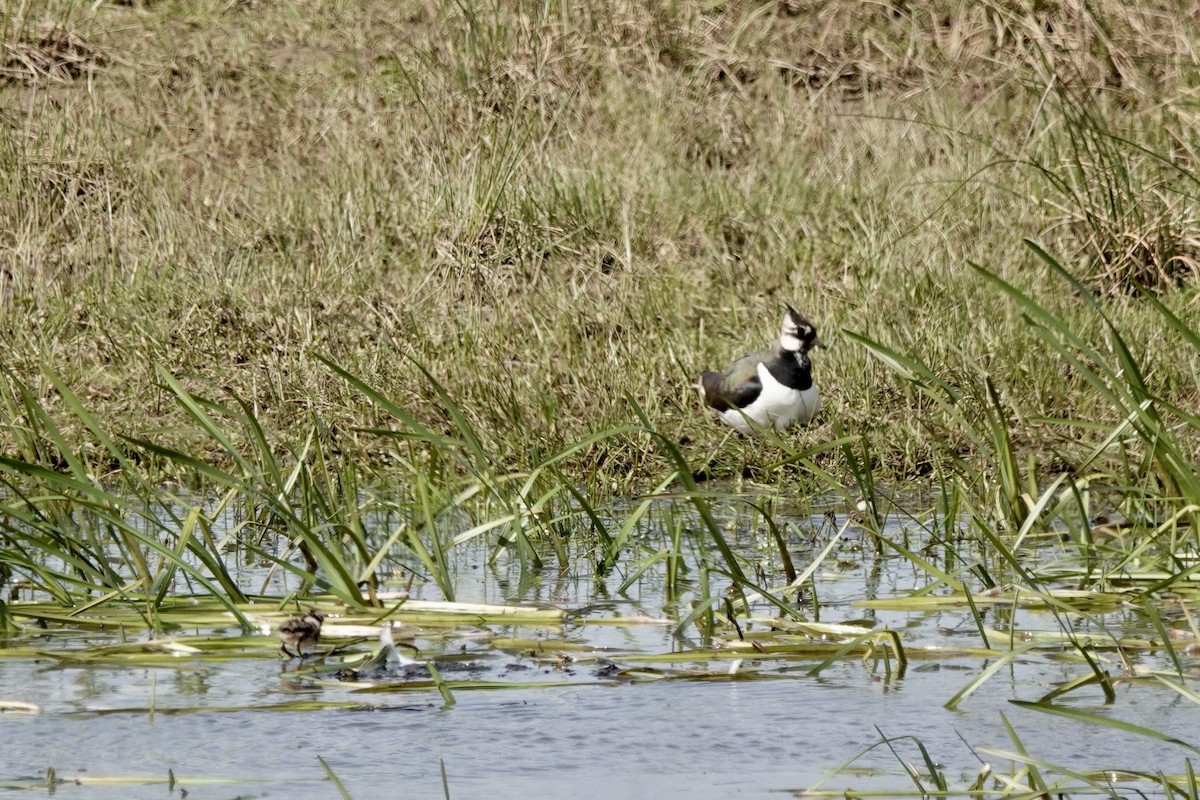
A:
<box><xmin>2</xmin><ymin>495</ymin><xmax>1196</xmax><ymax>798</ymax></box>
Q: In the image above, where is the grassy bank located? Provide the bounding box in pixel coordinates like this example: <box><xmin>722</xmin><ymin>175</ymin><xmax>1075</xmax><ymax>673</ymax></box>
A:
<box><xmin>3</xmin><ymin>5</ymin><xmax>1200</xmax><ymax>792</ymax></box>
<box><xmin>1</xmin><ymin>0</ymin><xmax>1198</xmax><ymax>487</ymax></box>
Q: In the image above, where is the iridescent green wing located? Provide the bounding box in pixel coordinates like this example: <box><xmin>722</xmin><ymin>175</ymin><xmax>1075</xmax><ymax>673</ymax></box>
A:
<box><xmin>719</xmin><ymin>352</ymin><xmax>766</xmax><ymax>407</ymax></box>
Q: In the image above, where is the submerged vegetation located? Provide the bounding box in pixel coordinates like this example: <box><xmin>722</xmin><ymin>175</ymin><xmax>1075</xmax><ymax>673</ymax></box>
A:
<box><xmin>1</xmin><ymin>0</ymin><xmax>1200</xmax><ymax>796</ymax></box>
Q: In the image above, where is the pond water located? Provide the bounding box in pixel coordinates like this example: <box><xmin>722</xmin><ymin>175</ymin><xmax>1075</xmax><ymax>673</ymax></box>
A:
<box><xmin>1</xmin><ymin>494</ymin><xmax>1197</xmax><ymax>798</ymax></box>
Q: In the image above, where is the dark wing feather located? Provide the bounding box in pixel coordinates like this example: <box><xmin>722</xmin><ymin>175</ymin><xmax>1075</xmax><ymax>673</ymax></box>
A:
<box><xmin>723</xmin><ymin>372</ymin><xmax>762</xmax><ymax>409</ymax></box>
<box><xmin>702</xmin><ymin>349</ymin><xmax>776</xmax><ymax>412</ymax></box>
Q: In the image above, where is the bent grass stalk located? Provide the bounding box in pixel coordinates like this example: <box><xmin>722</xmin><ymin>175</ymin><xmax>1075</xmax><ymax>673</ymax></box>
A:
<box><xmin>843</xmin><ymin>250</ymin><xmax>1200</xmax><ymax>726</ymax></box>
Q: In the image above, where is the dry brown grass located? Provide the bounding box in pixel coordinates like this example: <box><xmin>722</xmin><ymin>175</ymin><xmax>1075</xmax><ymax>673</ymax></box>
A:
<box><xmin>1</xmin><ymin>20</ymin><xmax>105</xmax><ymax>85</ymax></box>
<box><xmin>0</xmin><ymin>0</ymin><xmax>1197</xmax><ymax>485</ymax></box>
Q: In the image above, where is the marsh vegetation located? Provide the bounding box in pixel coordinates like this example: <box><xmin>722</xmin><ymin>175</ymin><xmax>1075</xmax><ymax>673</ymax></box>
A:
<box><xmin>1</xmin><ymin>0</ymin><xmax>1199</xmax><ymax>796</ymax></box>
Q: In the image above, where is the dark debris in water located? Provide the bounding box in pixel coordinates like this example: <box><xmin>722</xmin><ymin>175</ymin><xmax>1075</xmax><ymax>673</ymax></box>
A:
<box><xmin>335</xmin><ymin>659</ymin><xmax>488</xmax><ymax>683</ymax></box>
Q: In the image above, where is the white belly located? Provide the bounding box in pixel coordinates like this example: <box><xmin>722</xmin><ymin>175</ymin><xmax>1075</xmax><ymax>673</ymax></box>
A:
<box><xmin>718</xmin><ymin>362</ymin><xmax>821</xmax><ymax>435</ymax></box>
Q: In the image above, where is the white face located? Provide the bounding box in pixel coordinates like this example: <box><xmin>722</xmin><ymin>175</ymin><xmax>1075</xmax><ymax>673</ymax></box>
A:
<box><xmin>779</xmin><ymin>309</ymin><xmax>815</xmax><ymax>353</ymax></box>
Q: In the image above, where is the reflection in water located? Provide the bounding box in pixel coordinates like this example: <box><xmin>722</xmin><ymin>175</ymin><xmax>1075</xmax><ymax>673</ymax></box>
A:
<box><xmin>0</xmin><ymin>496</ymin><xmax>1196</xmax><ymax>798</ymax></box>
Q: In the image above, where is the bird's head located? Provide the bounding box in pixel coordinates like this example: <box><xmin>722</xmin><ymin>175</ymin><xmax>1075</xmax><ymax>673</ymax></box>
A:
<box><xmin>780</xmin><ymin>306</ymin><xmax>823</xmax><ymax>353</ymax></box>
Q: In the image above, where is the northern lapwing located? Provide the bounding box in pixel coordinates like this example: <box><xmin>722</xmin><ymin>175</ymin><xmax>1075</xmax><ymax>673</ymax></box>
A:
<box><xmin>279</xmin><ymin>609</ymin><xmax>325</xmax><ymax>659</ymax></box>
<box><xmin>697</xmin><ymin>306</ymin><xmax>823</xmax><ymax>435</ymax></box>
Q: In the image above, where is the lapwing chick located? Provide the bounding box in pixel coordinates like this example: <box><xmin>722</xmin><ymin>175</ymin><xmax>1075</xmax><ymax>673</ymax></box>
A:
<box><xmin>697</xmin><ymin>305</ymin><xmax>823</xmax><ymax>435</ymax></box>
<box><xmin>279</xmin><ymin>609</ymin><xmax>326</xmax><ymax>659</ymax></box>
